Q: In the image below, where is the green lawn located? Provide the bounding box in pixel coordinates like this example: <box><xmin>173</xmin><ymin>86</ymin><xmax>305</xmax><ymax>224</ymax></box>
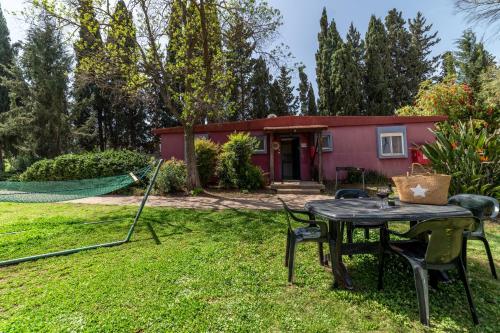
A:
<box><xmin>0</xmin><ymin>203</ymin><xmax>498</xmax><ymax>332</ymax></box>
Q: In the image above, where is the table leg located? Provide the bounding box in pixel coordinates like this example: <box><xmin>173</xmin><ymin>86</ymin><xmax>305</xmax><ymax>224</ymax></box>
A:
<box><xmin>329</xmin><ymin>220</ymin><xmax>354</xmax><ymax>290</ymax></box>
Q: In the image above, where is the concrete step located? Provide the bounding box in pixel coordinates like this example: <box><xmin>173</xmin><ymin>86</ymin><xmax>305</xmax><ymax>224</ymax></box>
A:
<box><xmin>270</xmin><ymin>181</ymin><xmax>325</xmax><ymax>190</ymax></box>
<box><xmin>274</xmin><ymin>188</ymin><xmax>323</xmax><ymax>195</ymax></box>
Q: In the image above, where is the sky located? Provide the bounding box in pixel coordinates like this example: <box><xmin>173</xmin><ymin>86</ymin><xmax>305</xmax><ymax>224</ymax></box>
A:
<box><xmin>1</xmin><ymin>0</ymin><xmax>499</xmax><ymax>90</ymax></box>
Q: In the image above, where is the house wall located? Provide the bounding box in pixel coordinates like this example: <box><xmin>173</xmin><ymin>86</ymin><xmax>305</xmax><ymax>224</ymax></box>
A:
<box><xmin>159</xmin><ymin>121</ymin><xmax>438</xmax><ymax>181</ymax></box>
<box><xmin>321</xmin><ymin>122</ymin><xmax>437</xmax><ymax>180</ymax></box>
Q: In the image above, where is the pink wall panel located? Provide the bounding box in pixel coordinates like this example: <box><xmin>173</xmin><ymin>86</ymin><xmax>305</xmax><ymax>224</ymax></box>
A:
<box><xmin>160</xmin><ymin>121</ymin><xmax>438</xmax><ymax>181</ymax></box>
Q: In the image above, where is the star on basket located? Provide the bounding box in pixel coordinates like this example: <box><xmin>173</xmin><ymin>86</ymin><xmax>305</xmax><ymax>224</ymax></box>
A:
<box><xmin>410</xmin><ymin>184</ymin><xmax>429</xmax><ymax>198</ymax></box>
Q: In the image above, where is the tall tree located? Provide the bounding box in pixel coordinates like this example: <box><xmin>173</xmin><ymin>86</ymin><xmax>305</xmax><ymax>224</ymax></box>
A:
<box><xmin>364</xmin><ymin>15</ymin><xmax>392</xmax><ymax>115</ymax></box>
<box><xmin>72</xmin><ymin>0</ymin><xmax>107</xmax><ymax>151</ymax></box>
<box><xmin>345</xmin><ymin>22</ymin><xmax>365</xmax><ymax>113</ymax></box>
<box><xmin>297</xmin><ymin>65</ymin><xmax>309</xmax><ymax>115</ymax></box>
<box><xmin>315</xmin><ymin>8</ymin><xmax>342</xmax><ymax>115</ymax></box>
<box><xmin>441</xmin><ymin>51</ymin><xmax>457</xmax><ymax>78</ymax></box>
<box><xmin>455</xmin><ymin>29</ymin><xmax>495</xmax><ymax>92</ymax></box>
<box><xmin>248</xmin><ymin>56</ymin><xmax>271</xmax><ymax>119</ymax></box>
<box><xmin>0</xmin><ymin>4</ymin><xmax>13</xmax><ymax>172</ymax></box>
<box><xmin>105</xmin><ymin>0</ymin><xmax>147</xmax><ymax>149</ymax></box>
<box><xmin>330</xmin><ymin>42</ymin><xmax>363</xmax><ymax>115</ymax></box>
<box><xmin>306</xmin><ymin>83</ymin><xmax>318</xmax><ymax>115</ymax></box>
<box><xmin>8</xmin><ymin>14</ymin><xmax>71</xmax><ymax>158</ymax></box>
<box><xmin>407</xmin><ymin>12</ymin><xmax>440</xmax><ymax>94</ymax></box>
<box><xmin>270</xmin><ymin>65</ymin><xmax>297</xmax><ymax>116</ymax></box>
<box><xmin>385</xmin><ymin>9</ymin><xmax>413</xmax><ymax>109</ymax></box>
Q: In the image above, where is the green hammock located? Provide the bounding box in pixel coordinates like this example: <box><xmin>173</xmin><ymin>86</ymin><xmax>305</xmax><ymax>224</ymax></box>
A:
<box><xmin>0</xmin><ymin>166</ymin><xmax>152</xmax><ymax>203</ymax></box>
<box><xmin>0</xmin><ymin>160</ymin><xmax>163</xmax><ymax>268</ymax></box>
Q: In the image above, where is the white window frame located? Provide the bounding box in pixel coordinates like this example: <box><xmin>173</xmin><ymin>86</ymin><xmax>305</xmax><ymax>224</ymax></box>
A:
<box><xmin>376</xmin><ymin>126</ymin><xmax>408</xmax><ymax>159</ymax></box>
<box><xmin>195</xmin><ymin>133</ymin><xmax>209</xmax><ymax>140</ymax></box>
<box><xmin>379</xmin><ymin>133</ymin><xmax>405</xmax><ymax>157</ymax></box>
<box><xmin>254</xmin><ymin>135</ymin><xmax>267</xmax><ymax>154</ymax></box>
<box><xmin>314</xmin><ymin>132</ymin><xmax>333</xmax><ymax>152</ymax></box>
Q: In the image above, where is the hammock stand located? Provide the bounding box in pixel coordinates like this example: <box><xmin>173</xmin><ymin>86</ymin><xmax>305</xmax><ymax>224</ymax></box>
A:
<box><xmin>0</xmin><ymin>159</ymin><xmax>163</xmax><ymax>268</ymax></box>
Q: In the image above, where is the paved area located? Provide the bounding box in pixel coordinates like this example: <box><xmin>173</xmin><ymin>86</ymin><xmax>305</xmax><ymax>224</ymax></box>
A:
<box><xmin>70</xmin><ymin>191</ymin><xmax>332</xmax><ymax>210</ymax></box>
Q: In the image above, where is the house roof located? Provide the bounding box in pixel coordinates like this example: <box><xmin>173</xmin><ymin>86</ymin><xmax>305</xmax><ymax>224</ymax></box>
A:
<box><xmin>152</xmin><ymin>115</ymin><xmax>447</xmax><ymax>135</ymax></box>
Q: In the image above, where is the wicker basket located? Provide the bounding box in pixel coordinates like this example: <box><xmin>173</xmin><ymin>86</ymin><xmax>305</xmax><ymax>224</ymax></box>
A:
<box><xmin>392</xmin><ymin>163</ymin><xmax>451</xmax><ymax>205</ymax></box>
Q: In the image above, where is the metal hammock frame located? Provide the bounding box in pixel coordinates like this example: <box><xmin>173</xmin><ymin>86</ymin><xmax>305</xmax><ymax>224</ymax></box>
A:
<box><xmin>0</xmin><ymin>159</ymin><xmax>163</xmax><ymax>268</ymax></box>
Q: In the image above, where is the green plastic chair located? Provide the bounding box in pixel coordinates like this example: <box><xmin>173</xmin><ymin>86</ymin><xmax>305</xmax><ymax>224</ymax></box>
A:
<box><xmin>448</xmin><ymin>194</ymin><xmax>498</xmax><ymax>279</ymax></box>
<box><xmin>278</xmin><ymin>198</ymin><xmax>332</xmax><ymax>284</ymax></box>
<box><xmin>378</xmin><ymin>217</ymin><xmax>479</xmax><ymax>326</ymax></box>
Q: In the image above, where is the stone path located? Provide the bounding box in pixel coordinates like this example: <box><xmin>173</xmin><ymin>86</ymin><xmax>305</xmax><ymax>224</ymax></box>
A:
<box><xmin>70</xmin><ymin>191</ymin><xmax>332</xmax><ymax>210</ymax></box>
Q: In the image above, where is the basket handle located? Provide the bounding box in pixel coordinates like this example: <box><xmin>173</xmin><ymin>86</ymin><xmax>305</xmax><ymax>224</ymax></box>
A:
<box><xmin>411</xmin><ymin>163</ymin><xmax>434</xmax><ymax>175</ymax></box>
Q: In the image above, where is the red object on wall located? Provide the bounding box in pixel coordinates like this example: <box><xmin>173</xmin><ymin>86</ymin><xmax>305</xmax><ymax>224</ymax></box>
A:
<box><xmin>410</xmin><ymin>147</ymin><xmax>430</xmax><ymax>165</ymax></box>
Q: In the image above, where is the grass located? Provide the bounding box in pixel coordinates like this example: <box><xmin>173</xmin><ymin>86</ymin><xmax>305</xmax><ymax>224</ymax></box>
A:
<box><xmin>0</xmin><ymin>203</ymin><xmax>498</xmax><ymax>332</ymax></box>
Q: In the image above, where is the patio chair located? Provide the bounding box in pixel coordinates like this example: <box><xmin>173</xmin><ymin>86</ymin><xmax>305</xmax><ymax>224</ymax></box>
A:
<box><xmin>448</xmin><ymin>194</ymin><xmax>498</xmax><ymax>279</ymax></box>
<box><xmin>278</xmin><ymin>198</ymin><xmax>332</xmax><ymax>284</ymax></box>
<box><xmin>335</xmin><ymin>189</ymin><xmax>385</xmax><ymax>242</ymax></box>
<box><xmin>378</xmin><ymin>217</ymin><xmax>479</xmax><ymax>326</ymax></box>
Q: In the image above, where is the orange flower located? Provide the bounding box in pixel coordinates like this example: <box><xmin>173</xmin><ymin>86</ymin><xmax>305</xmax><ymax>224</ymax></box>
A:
<box><xmin>451</xmin><ymin>142</ymin><xmax>458</xmax><ymax>149</ymax></box>
<box><xmin>480</xmin><ymin>155</ymin><xmax>489</xmax><ymax>162</ymax></box>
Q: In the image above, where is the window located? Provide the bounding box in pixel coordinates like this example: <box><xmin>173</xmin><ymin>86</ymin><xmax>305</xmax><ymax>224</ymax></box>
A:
<box><xmin>195</xmin><ymin>133</ymin><xmax>209</xmax><ymax>140</ymax></box>
<box><xmin>254</xmin><ymin>135</ymin><xmax>267</xmax><ymax>154</ymax></box>
<box><xmin>315</xmin><ymin>132</ymin><xmax>333</xmax><ymax>152</ymax></box>
<box><xmin>377</xmin><ymin>126</ymin><xmax>407</xmax><ymax>158</ymax></box>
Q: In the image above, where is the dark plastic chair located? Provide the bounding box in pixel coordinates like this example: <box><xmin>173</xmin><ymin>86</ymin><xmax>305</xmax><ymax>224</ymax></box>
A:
<box><xmin>335</xmin><ymin>189</ymin><xmax>385</xmax><ymax>242</ymax></box>
<box><xmin>378</xmin><ymin>217</ymin><xmax>479</xmax><ymax>326</ymax></box>
<box><xmin>278</xmin><ymin>198</ymin><xmax>332</xmax><ymax>284</ymax></box>
<box><xmin>448</xmin><ymin>194</ymin><xmax>498</xmax><ymax>279</ymax></box>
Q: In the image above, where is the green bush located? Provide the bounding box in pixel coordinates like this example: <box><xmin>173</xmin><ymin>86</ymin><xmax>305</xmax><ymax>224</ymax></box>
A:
<box><xmin>347</xmin><ymin>169</ymin><xmax>389</xmax><ymax>185</ymax></box>
<box><xmin>20</xmin><ymin>150</ymin><xmax>150</xmax><ymax>181</ymax></box>
<box><xmin>195</xmin><ymin>138</ymin><xmax>219</xmax><ymax>186</ymax></box>
<box><xmin>154</xmin><ymin>158</ymin><xmax>187</xmax><ymax>194</ymax></box>
<box><xmin>217</xmin><ymin>132</ymin><xmax>264</xmax><ymax>190</ymax></box>
<box><xmin>422</xmin><ymin>120</ymin><xmax>500</xmax><ymax>198</ymax></box>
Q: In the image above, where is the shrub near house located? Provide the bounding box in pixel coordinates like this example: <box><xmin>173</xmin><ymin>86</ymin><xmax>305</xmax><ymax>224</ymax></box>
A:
<box><xmin>217</xmin><ymin>132</ymin><xmax>264</xmax><ymax>190</ymax></box>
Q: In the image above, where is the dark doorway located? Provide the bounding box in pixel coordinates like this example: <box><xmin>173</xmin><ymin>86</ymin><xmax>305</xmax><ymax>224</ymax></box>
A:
<box><xmin>281</xmin><ymin>137</ymin><xmax>301</xmax><ymax>180</ymax></box>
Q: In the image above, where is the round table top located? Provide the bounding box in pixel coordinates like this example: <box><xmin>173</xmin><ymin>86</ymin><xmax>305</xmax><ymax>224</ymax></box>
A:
<box><xmin>305</xmin><ymin>198</ymin><xmax>472</xmax><ymax>223</ymax></box>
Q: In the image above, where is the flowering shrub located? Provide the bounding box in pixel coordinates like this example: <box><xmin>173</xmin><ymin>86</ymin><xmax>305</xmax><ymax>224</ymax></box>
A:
<box><xmin>422</xmin><ymin>121</ymin><xmax>499</xmax><ymax>198</ymax></box>
<box><xmin>396</xmin><ymin>78</ymin><xmax>476</xmax><ymax>121</ymax></box>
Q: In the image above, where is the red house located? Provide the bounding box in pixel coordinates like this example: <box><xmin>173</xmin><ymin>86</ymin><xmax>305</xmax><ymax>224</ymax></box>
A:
<box><xmin>153</xmin><ymin>115</ymin><xmax>445</xmax><ymax>186</ymax></box>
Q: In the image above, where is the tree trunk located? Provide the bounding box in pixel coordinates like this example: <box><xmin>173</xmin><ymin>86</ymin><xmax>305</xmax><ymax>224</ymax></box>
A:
<box><xmin>184</xmin><ymin>125</ymin><xmax>200</xmax><ymax>190</ymax></box>
<box><xmin>0</xmin><ymin>145</ymin><xmax>4</xmax><ymax>174</ymax></box>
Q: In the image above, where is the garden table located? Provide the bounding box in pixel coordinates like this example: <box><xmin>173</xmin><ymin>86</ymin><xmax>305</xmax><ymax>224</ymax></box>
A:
<box><xmin>305</xmin><ymin>198</ymin><xmax>473</xmax><ymax>290</ymax></box>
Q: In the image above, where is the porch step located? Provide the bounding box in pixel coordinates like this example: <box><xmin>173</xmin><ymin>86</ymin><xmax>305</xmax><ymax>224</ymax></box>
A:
<box><xmin>270</xmin><ymin>181</ymin><xmax>325</xmax><ymax>194</ymax></box>
<box><xmin>274</xmin><ymin>188</ymin><xmax>323</xmax><ymax>195</ymax></box>
<box><xmin>270</xmin><ymin>181</ymin><xmax>325</xmax><ymax>190</ymax></box>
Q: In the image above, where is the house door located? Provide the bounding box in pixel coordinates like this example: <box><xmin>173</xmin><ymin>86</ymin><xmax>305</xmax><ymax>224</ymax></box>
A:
<box><xmin>281</xmin><ymin>137</ymin><xmax>300</xmax><ymax>180</ymax></box>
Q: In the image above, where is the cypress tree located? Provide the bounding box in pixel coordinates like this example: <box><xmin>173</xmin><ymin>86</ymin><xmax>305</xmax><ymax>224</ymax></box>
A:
<box><xmin>0</xmin><ymin>4</ymin><xmax>13</xmax><ymax>171</ymax></box>
<box><xmin>306</xmin><ymin>83</ymin><xmax>318</xmax><ymax>116</ymax></box>
<box><xmin>248</xmin><ymin>57</ymin><xmax>271</xmax><ymax>119</ymax></box>
<box><xmin>315</xmin><ymin>8</ymin><xmax>342</xmax><ymax>115</ymax></box>
<box><xmin>364</xmin><ymin>16</ymin><xmax>392</xmax><ymax>115</ymax></box>
<box><xmin>105</xmin><ymin>0</ymin><xmax>146</xmax><ymax>149</ymax></box>
<box><xmin>441</xmin><ymin>51</ymin><xmax>457</xmax><ymax>79</ymax></box>
<box><xmin>331</xmin><ymin>42</ymin><xmax>363</xmax><ymax>115</ymax></box>
<box><xmin>455</xmin><ymin>29</ymin><xmax>495</xmax><ymax>92</ymax></box>
<box><xmin>408</xmin><ymin>12</ymin><xmax>440</xmax><ymax>95</ymax></box>
<box><xmin>224</xmin><ymin>12</ymin><xmax>255</xmax><ymax>121</ymax></box>
<box><xmin>269</xmin><ymin>79</ymin><xmax>287</xmax><ymax>116</ymax></box>
<box><xmin>73</xmin><ymin>0</ymin><xmax>107</xmax><ymax>151</ymax></box>
<box><xmin>298</xmin><ymin>65</ymin><xmax>309</xmax><ymax>115</ymax></box>
<box><xmin>385</xmin><ymin>9</ymin><xmax>413</xmax><ymax>109</ymax></box>
<box><xmin>345</xmin><ymin>23</ymin><xmax>365</xmax><ymax>113</ymax></box>
<box><xmin>315</xmin><ymin>8</ymin><xmax>329</xmax><ymax>115</ymax></box>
